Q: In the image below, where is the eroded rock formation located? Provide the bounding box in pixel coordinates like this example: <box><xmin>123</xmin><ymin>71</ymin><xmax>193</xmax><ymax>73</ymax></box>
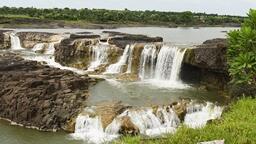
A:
<box><xmin>0</xmin><ymin>52</ymin><xmax>91</xmax><ymax>131</ymax></box>
<box><xmin>16</xmin><ymin>32</ymin><xmax>62</xmax><ymax>48</ymax></box>
<box><xmin>0</xmin><ymin>30</ymin><xmax>11</xmax><ymax>49</ymax></box>
<box><xmin>181</xmin><ymin>38</ymin><xmax>229</xmax><ymax>90</ymax></box>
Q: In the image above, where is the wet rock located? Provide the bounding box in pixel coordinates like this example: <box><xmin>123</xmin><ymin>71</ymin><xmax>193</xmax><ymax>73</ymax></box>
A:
<box><xmin>181</xmin><ymin>38</ymin><xmax>229</xmax><ymax>90</ymax></box>
<box><xmin>70</xmin><ymin>34</ymin><xmax>100</xmax><ymax>39</ymax></box>
<box><xmin>0</xmin><ymin>30</ymin><xmax>12</xmax><ymax>49</ymax></box>
<box><xmin>119</xmin><ymin>116</ymin><xmax>140</xmax><ymax>136</ymax></box>
<box><xmin>183</xmin><ymin>38</ymin><xmax>228</xmax><ymax>72</ymax></box>
<box><xmin>95</xmin><ymin>101</ymin><xmax>129</xmax><ymax>129</ymax></box>
<box><xmin>108</xmin><ymin>34</ymin><xmax>163</xmax><ymax>49</ymax></box>
<box><xmin>55</xmin><ymin>37</ymin><xmax>98</xmax><ymax>68</ymax></box>
<box><xmin>16</xmin><ymin>32</ymin><xmax>62</xmax><ymax>48</ymax></box>
<box><xmin>171</xmin><ymin>100</ymin><xmax>190</xmax><ymax>122</ymax></box>
<box><xmin>0</xmin><ymin>52</ymin><xmax>91</xmax><ymax>132</ymax></box>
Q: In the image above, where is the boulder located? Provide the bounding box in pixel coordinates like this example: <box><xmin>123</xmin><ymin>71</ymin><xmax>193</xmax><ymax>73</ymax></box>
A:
<box><xmin>171</xmin><ymin>100</ymin><xmax>190</xmax><ymax>122</ymax></box>
<box><xmin>0</xmin><ymin>30</ymin><xmax>12</xmax><ymax>49</ymax></box>
<box><xmin>0</xmin><ymin>52</ymin><xmax>91</xmax><ymax>132</ymax></box>
<box><xmin>95</xmin><ymin>101</ymin><xmax>129</xmax><ymax>129</ymax></box>
<box><xmin>16</xmin><ymin>32</ymin><xmax>62</xmax><ymax>48</ymax></box>
<box><xmin>119</xmin><ymin>116</ymin><xmax>140</xmax><ymax>136</ymax></box>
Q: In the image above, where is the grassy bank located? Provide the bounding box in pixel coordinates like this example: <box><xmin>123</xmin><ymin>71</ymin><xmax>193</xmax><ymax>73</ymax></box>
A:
<box><xmin>117</xmin><ymin>97</ymin><xmax>256</xmax><ymax>144</ymax></box>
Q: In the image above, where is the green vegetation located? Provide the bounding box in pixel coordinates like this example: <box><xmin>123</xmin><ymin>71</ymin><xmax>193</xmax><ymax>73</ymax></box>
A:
<box><xmin>117</xmin><ymin>97</ymin><xmax>256</xmax><ymax>144</ymax></box>
<box><xmin>0</xmin><ymin>6</ymin><xmax>244</xmax><ymax>27</ymax></box>
<box><xmin>227</xmin><ymin>9</ymin><xmax>256</xmax><ymax>85</ymax></box>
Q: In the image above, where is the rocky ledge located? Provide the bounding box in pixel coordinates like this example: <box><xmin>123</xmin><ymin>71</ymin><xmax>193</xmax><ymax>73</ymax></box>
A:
<box><xmin>0</xmin><ymin>52</ymin><xmax>91</xmax><ymax>131</ymax></box>
<box><xmin>16</xmin><ymin>32</ymin><xmax>62</xmax><ymax>48</ymax></box>
<box><xmin>105</xmin><ymin>31</ymin><xmax>163</xmax><ymax>49</ymax></box>
<box><xmin>181</xmin><ymin>38</ymin><xmax>229</xmax><ymax>90</ymax></box>
<box><xmin>0</xmin><ymin>30</ymin><xmax>12</xmax><ymax>49</ymax></box>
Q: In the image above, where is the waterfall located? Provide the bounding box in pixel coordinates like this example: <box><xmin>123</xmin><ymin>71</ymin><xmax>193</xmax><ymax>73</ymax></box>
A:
<box><xmin>154</xmin><ymin>46</ymin><xmax>186</xmax><ymax>81</ymax></box>
<box><xmin>138</xmin><ymin>44</ymin><xmax>187</xmax><ymax>87</ymax></box>
<box><xmin>126</xmin><ymin>44</ymin><xmax>135</xmax><ymax>73</ymax></box>
<box><xmin>105</xmin><ymin>44</ymin><xmax>135</xmax><ymax>74</ymax></box>
<box><xmin>88</xmin><ymin>42</ymin><xmax>110</xmax><ymax>71</ymax></box>
<box><xmin>139</xmin><ymin>44</ymin><xmax>157</xmax><ymax>79</ymax></box>
<box><xmin>71</xmin><ymin>103</ymin><xmax>223</xmax><ymax>144</ymax></box>
<box><xmin>45</xmin><ymin>42</ymin><xmax>55</xmax><ymax>55</ymax></box>
<box><xmin>32</xmin><ymin>43</ymin><xmax>45</xmax><ymax>52</ymax></box>
<box><xmin>10</xmin><ymin>33</ymin><xmax>24</xmax><ymax>50</ymax></box>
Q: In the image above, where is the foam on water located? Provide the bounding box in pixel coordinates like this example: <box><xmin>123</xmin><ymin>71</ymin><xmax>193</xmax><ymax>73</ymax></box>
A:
<box><xmin>71</xmin><ymin>103</ymin><xmax>223</xmax><ymax>144</ymax></box>
<box><xmin>184</xmin><ymin>102</ymin><xmax>223</xmax><ymax>128</ymax></box>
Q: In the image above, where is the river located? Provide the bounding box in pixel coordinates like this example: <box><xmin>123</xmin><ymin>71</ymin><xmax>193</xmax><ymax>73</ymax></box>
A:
<box><xmin>0</xmin><ymin>27</ymin><xmax>237</xmax><ymax>144</ymax></box>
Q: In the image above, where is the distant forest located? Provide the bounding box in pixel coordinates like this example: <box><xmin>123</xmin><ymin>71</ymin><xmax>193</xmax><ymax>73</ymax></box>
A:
<box><xmin>0</xmin><ymin>6</ymin><xmax>244</xmax><ymax>26</ymax></box>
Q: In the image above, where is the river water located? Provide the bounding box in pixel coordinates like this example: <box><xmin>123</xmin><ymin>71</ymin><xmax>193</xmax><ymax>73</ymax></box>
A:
<box><xmin>0</xmin><ymin>27</ymin><xmax>237</xmax><ymax>144</ymax></box>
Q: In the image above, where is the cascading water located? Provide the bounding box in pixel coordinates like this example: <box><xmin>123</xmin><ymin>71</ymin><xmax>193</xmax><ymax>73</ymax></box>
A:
<box><xmin>45</xmin><ymin>42</ymin><xmax>55</xmax><ymax>55</ymax></box>
<box><xmin>154</xmin><ymin>46</ymin><xmax>186</xmax><ymax>81</ymax></box>
<box><xmin>32</xmin><ymin>43</ymin><xmax>45</xmax><ymax>52</ymax></box>
<box><xmin>138</xmin><ymin>44</ymin><xmax>187</xmax><ymax>88</ymax></box>
<box><xmin>126</xmin><ymin>44</ymin><xmax>135</xmax><ymax>73</ymax></box>
<box><xmin>139</xmin><ymin>44</ymin><xmax>157</xmax><ymax>79</ymax></box>
<box><xmin>10</xmin><ymin>33</ymin><xmax>24</xmax><ymax>50</ymax></box>
<box><xmin>88</xmin><ymin>42</ymin><xmax>110</xmax><ymax>71</ymax></box>
<box><xmin>184</xmin><ymin>103</ymin><xmax>223</xmax><ymax>128</ymax></box>
<box><xmin>105</xmin><ymin>44</ymin><xmax>135</xmax><ymax>74</ymax></box>
<box><xmin>71</xmin><ymin>103</ymin><xmax>223</xmax><ymax>144</ymax></box>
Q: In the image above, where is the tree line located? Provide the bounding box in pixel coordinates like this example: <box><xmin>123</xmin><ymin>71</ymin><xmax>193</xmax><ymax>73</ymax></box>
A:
<box><xmin>0</xmin><ymin>6</ymin><xmax>244</xmax><ymax>26</ymax></box>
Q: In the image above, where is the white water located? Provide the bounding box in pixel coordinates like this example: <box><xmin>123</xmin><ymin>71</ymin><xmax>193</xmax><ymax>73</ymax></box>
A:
<box><xmin>105</xmin><ymin>44</ymin><xmax>135</xmax><ymax>74</ymax></box>
<box><xmin>10</xmin><ymin>33</ymin><xmax>24</xmax><ymax>50</ymax></box>
<box><xmin>72</xmin><ymin>103</ymin><xmax>223</xmax><ymax>144</ymax></box>
<box><xmin>126</xmin><ymin>44</ymin><xmax>135</xmax><ymax>73</ymax></box>
<box><xmin>184</xmin><ymin>102</ymin><xmax>223</xmax><ymax>128</ymax></box>
<box><xmin>138</xmin><ymin>44</ymin><xmax>187</xmax><ymax>88</ymax></box>
<box><xmin>32</xmin><ymin>43</ymin><xmax>45</xmax><ymax>52</ymax></box>
<box><xmin>88</xmin><ymin>42</ymin><xmax>110</xmax><ymax>71</ymax></box>
<box><xmin>45</xmin><ymin>42</ymin><xmax>55</xmax><ymax>55</ymax></box>
<box><xmin>154</xmin><ymin>46</ymin><xmax>185</xmax><ymax>81</ymax></box>
<box><xmin>139</xmin><ymin>44</ymin><xmax>157</xmax><ymax>79</ymax></box>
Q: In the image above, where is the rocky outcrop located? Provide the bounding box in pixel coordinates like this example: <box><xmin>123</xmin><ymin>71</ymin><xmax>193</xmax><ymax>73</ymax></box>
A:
<box><xmin>16</xmin><ymin>32</ymin><xmax>62</xmax><ymax>48</ymax></box>
<box><xmin>0</xmin><ymin>30</ymin><xmax>11</xmax><ymax>49</ymax></box>
<box><xmin>55</xmin><ymin>37</ymin><xmax>98</xmax><ymax>69</ymax></box>
<box><xmin>55</xmin><ymin>36</ymin><xmax>123</xmax><ymax>72</ymax></box>
<box><xmin>183</xmin><ymin>38</ymin><xmax>228</xmax><ymax>73</ymax></box>
<box><xmin>108</xmin><ymin>33</ymin><xmax>163</xmax><ymax>49</ymax></box>
<box><xmin>181</xmin><ymin>39</ymin><xmax>229</xmax><ymax>90</ymax></box>
<box><xmin>0</xmin><ymin>52</ymin><xmax>91</xmax><ymax>131</ymax></box>
<box><xmin>81</xmin><ymin>101</ymin><xmax>129</xmax><ymax>129</ymax></box>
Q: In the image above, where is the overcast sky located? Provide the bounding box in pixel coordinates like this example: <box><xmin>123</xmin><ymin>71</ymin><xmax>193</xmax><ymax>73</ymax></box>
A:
<box><xmin>1</xmin><ymin>0</ymin><xmax>255</xmax><ymax>16</ymax></box>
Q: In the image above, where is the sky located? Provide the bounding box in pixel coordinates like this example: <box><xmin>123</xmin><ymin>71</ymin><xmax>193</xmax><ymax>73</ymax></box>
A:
<box><xmin>1</xmin><ymin>0</ymin><xmax>256</xmax><ymax>16</ymax></box>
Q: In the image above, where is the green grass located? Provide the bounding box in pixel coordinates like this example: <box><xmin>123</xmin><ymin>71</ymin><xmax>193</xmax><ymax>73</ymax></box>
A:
<box><xmin>117</xmin><ymin>97</ymin><xmax>256</xmax><ymax>144</ymax></box>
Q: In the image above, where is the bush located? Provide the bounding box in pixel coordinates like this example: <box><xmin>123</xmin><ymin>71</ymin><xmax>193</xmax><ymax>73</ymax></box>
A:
<box><xmin>227</xmin><ymin>9</ymin><xmax>256</xmax><ymax>85</ymax></box>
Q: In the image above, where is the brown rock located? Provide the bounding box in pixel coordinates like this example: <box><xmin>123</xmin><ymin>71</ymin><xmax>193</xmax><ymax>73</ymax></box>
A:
<box><xmin>119</xmin><ymin>116</ymin><xmax>140</xmax><ymax>136</ymax></box>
